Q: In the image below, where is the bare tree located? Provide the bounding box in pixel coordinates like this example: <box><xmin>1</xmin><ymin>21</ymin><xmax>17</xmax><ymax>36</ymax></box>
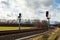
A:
<box><xmin>32</xmin><ymin>20</ymin><xmax>48</xmax><ymax>29</ymax></box>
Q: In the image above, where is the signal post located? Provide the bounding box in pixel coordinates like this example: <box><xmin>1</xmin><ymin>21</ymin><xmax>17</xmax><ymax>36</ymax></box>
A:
<box><xmin>46</xmin><ymin>11</ymin><xmax>50</xmax><ymax>28</ymax></box>
<box><xmin>18</xmin><ymin>13</ymin><xmax>21</xmax><ymax>30</ymax></box>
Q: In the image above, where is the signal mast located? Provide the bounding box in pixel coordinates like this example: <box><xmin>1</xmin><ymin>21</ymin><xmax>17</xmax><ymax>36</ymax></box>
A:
<box><xmin>46</xmin><ymin>11</ymin><xmax>50</xmax><ymax>27</ymax></box>
<box><xmin>18</xmin><ymin>13</ymin><xmax>21</xmax><ymax>30</ymax></box>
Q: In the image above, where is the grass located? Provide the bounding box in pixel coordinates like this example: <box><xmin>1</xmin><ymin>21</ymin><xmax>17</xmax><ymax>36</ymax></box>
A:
<box><xmin>26</xmin><ymin>28</ymin><xmax>60</xmax><ymax>40</ymax></box>
<box><xmin>0</xmin><ymin>27</ymin><xmax>19</xmax><ymax>31</ymax></box>
<box><xmin>0</xmin><ymin>26</ymin><xmax>36</xmax><ymax>31</ymax></box>
<box><xmin>48</xmin><ymin>28</ymin><xmax>60</xmax><ymax>40</ymax></box>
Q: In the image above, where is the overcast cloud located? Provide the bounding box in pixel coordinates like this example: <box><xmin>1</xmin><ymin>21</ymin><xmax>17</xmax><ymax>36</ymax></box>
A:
<box><xmin>0</xmin><ymin>0</ymin><xmax>60</xmax><ymax>22</ymax></box>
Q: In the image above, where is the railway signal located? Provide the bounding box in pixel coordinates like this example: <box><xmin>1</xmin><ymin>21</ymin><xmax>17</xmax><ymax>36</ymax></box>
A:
<box><xmin>46</xmin><ymin>11</ymin><xmax>49</xmax><ymax>17</ymax></box>
<box><xmin>18</xmin><ymin>13</ymin><xmax>21</xmax><ymax>30</ymax></box>
<box><xmin>46</xmin><ymin>11</ymin><xmax>50</xmax><ymax>28</ymax></box>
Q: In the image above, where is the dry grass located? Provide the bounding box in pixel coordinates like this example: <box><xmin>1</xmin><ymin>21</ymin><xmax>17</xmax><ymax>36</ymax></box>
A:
<box><xmin>48</xmin><ymin>28</ymin><xmax>60</xmax><ymax>40</ymax></box>
<box><xmin>26</xmin><ymin>28</ymin><xmax>60</xmax><ymax>40</ymax></box>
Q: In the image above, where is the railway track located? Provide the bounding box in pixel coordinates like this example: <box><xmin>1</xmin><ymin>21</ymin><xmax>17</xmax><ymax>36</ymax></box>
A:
<box><xmin>0</xmin><ymin>29</ymin><xmax>43</xmax><ymax>35</ymax></box>
<box><xmin>0</xmin><ymin>29</ymin><xmax>48</xmax><ymax>40</ymax></box>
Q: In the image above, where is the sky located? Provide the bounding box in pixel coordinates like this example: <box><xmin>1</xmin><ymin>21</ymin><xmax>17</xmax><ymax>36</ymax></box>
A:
<box><xmin>0</xmin><ymin>0</ymin><xmax>60</xmax><ymax>22</ymax></box>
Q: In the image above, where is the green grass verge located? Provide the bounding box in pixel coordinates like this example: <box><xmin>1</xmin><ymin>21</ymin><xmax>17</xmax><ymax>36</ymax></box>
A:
<box><xmin>0</xmin><ymin>27</ymin><xmax>19</xmax><ymax>31</ymax></box>
<box><xmin>0</xmin><ymin>26</ymin><xmax>36</xmax><ymax>31</ymax></box>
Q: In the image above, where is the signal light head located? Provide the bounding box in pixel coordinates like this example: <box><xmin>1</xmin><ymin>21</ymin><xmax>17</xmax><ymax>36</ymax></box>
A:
<box><xmin>46</xmin><ymin>11</ymin><xmax>49</xmax><ymax>17</ymax></box>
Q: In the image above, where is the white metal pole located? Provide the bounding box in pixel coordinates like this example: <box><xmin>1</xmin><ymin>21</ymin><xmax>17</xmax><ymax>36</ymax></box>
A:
<box><xmin>19</xmin><ymin>20</ymin><xmax>20</xmax><ymax>30</ymax></box>
<box><xmin>18</xmin><ymin>13</ymin><xmax>21</xmax><ymax>30</ymax></box>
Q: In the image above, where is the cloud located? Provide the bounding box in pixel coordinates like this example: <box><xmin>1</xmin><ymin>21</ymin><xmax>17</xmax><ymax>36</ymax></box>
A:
<box><xmin>26</xmin><ymin>0</ymin><xmax>54</xmax><ymax>9</ymax></box>
<box><xmin>0</xmin><ymin>0</ymin><xmax>37</xmax><ymax>20</ymax></box>
<box><xmin>50</xmin><ymin>6</ymin><xmax>60</xmax><ymax>21</ymax></box>
<box><xmin>25</xmin><ymin>0</ymin><xmax>55</xmax><ymax>20</ymax></box>
<box><xmin>57</xmin><ymin>4</ymin><xmax>60</xmax><ymax>9</ymax></box>
<box><xmin>0</xmin><ymin>0</ymin><xmax>59</xmax><ymax>21</ymax></box>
